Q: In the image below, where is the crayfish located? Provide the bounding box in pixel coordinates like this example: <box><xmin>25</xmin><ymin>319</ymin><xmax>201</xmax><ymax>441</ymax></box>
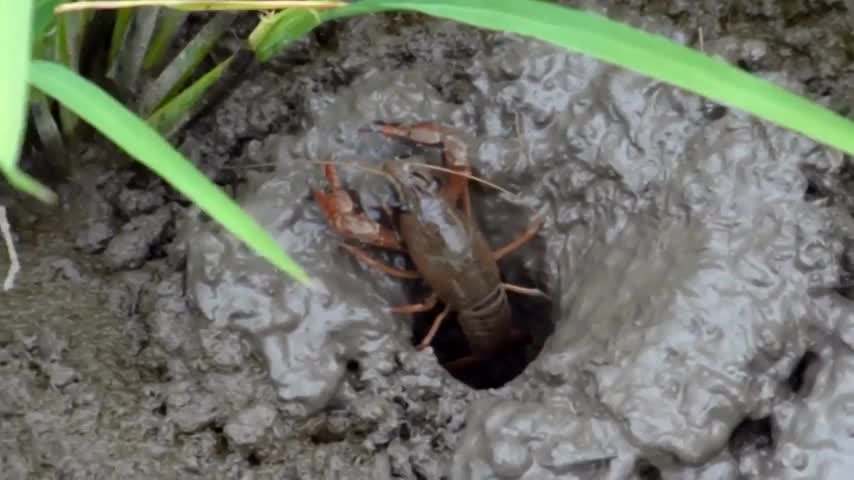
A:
<box><xmin>312</xmin><ymin>122</ymin><xmax>548</xmax><ymax>371</ymax></box>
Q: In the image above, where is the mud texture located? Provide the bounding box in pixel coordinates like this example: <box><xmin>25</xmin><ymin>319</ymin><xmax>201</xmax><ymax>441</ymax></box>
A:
<box><xmin>5</xmin><ymin>1</ymin><xmax>854</xmax><ymax>479</ymax></box>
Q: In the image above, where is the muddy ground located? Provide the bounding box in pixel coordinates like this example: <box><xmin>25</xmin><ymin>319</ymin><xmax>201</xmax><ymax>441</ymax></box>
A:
<box><xmin>4</xmin><ymin>1</ymin><xmax>854</xmax><ymax>479</ymax></box>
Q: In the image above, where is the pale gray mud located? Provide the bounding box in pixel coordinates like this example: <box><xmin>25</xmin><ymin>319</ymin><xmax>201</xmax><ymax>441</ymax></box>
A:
<box><xmin>4</xmin><ymin>1</ymin><xmax>854</xmax><ymax>479</ymax></box>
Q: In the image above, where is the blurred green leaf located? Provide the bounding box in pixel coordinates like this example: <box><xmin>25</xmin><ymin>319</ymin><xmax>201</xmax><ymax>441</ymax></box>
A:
<box><xmin>55</xmin><ymin>9</ymin><xmax>94</xmax><ymax>135</ymax></box>
<box><xmin>33</xmin><ymin>0</ymin><xmax>66</xmax><ymax>42</ymax></box>
<box><xmin>56</xmin><ymin>0</ymin><xmax>346</xmax><ymax>14</ymax></box>
<box><xmin>1</xmin><ymin>0</ymin><xmax>57</xmax><ymax>203</ymax></box>
<box><xmin>251</xmin><ymin>8</ymin><xmax>323</xmax><ymax>62</ymax></box>
<box><xmin>30</xmin><ymin>92</ymin><xmax>66</xmax><ymax>165</ymax></box>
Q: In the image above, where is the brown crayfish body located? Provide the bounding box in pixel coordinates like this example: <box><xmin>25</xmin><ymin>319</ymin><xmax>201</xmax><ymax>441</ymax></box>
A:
<box><xmin>312</xmin><ymin>122</ymin><xmax>547</xmax><ymax>368</ymax></box>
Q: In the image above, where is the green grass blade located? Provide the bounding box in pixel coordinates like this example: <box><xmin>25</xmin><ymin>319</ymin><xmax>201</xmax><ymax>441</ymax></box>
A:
<box><xmin>108</xmin><ymin>6</ymin><xmax>160</xmax><ymax>92</ymax></box>
<box><xmin>147</xmin><ymin>55</ymin><xmax>234</xmax><ymax>135</ymax></box>
<box><xmin>139</xmin><ymin>12</ymin><xmax>238</xmax><ymax>115</ymax></box>
<box><xmin>250</xmin><ymin>8</ymin><xmax>324</xmax><ymax>62</ymax></box>
<box><xmin>53</xmin><ymin>10</ymin><xmax>72</xmax><ymax>67</ymax></box>
<box><xmin>142</xmin><ymin>9</ymin><xmax>189</xmax><ymax>70</ymax></box>
<box><xmin>0</xmin><ymin>0</ymin><xmax>56</xmax><ymax>204</ymax></box>
<box><xmin>56</xmin><ymin>1</ymin><xmax>345</xmax><ymax>13</ymax></box>
<box><xmin>33</xmin><ymin>0</ymin><xmax>66</xmax><ymax>42</ymax></box>
<box><xmin>108</xmin><ymin>9</ymin><xmax>135</xmax><ymax>68</ymax></box>
<box><xmin>58</xmin><ymin>10</ymin><xmax>94</xmax><ymax>71</ymax></box>
<box><xmin>55</xmin><ymin>10</ymin><xmax>94</xmax><ymax>136</ymax></box>
<box><xmin>31</xmin><ymin>91</ymin><xmax>67</xmax><ymax>166</ymax></box>
<box><xmin>326</xmin><ymin>0</ymin><xmax>854</xmax><ymax>157</ymax></box>
<box><xmin>29</xmin><ymin>60</ymin><xmax>311</xmax><ymax>285</ymax></box>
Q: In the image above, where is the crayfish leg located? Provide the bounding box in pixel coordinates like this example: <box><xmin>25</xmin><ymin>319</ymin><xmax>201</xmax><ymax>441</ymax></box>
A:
<box><xmin>388</xmin><ymin>292</ymin><xmax>438</xmax><ymax>314</ymax></box>
<box><xmin>415</xmin><ymin>303</ymin><xmax>451</xmax><ymax>351</ymax></box>
<box><xmin>492</xmin><ymin>214</ymin><xmax>545</xmax><ymax>261</ymax></box>
<box><xmin>502</xmin><ymin>283</ymin><xmax>550</xmax><ymax>301</ymax></box>
<box><xmin>337</xmin><ymin>243</ymin><xmax>420</xmax><ymax>279</ymax></box>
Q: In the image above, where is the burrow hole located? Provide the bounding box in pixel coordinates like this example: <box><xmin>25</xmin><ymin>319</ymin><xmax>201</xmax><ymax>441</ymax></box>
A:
<box><xmin>337</xmin><ymin>139</ymin><xmax>555</xmax><ymax>389</ymax></box>
<box><xmin>725</xmin><ymin>351</ymin><xmax>820</xmax><ymax>464</ymax></box>
<box><xmin>728</xmin><ymin>416</ymin><xmax>774</xmax><ymax>460</ymax></box>
<box><xmin>406</xmin><ymin>267</ymin><xmax>553</xmax><ymax>389</ymax></box>
<box><xmin>787</xmin><ymin>350</ymin><xmax>820</xmax><ymax>396</ymax></box>
<box><xmin>635</xmin><ymin>459</ymin><xmax>662</xmax><ymax>480</ymax></box>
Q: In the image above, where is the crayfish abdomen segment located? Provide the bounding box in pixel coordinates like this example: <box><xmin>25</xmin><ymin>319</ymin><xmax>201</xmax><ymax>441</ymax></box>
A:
<box><xmin>459</xmin><ymin>286</ymin><xmax>514</xmax><ymax>352</ymax></box>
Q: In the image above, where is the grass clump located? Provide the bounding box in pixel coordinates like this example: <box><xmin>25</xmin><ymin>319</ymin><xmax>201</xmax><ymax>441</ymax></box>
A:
<box><xmin>5</xmin><ymin>0</ymin><xmax>337</xmax><ymax>285</ymax></box>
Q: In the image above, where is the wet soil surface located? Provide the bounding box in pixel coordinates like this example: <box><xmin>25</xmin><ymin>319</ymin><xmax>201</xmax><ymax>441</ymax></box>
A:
<box><xmin>5</xmin><ymin>1</ymin><xmax>854</xmax><ymax>478</ymax></box>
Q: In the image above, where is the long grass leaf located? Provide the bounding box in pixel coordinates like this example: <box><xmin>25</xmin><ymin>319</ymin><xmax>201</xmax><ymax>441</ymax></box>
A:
<box><xmin>324</xmin><ymin>0</ymin><xmax>854</xmax><ymax>157</ymax></box>
<box><xmin>33</xmin><ymin>0</ymin><xmax>66</xmax><ymax>42</ymax></box>
<box><xmin>139</xmin><ymin>12</ymin><xmax>238</xmax><ymax>115</ymax></box>
<box><xmin>0</xmin><ymin>0</ymin><xmax>56</xmax><ymax>203</ymax></box>
<box><xmin>108</xmin><ymin>6</ymin><xmax>160</xmax><ymax>93</ymax></box>
<box><xmin>29</xmin><ymin>60</ymin><xmax>311</xmax><ymax>285</ymax></box>
<box><xmin>147</xmin><ymin>55</ymin><xmax>234</xmax><ymax>135</ymax></box>
<box><xmin>31</xmin><ymin>92</ymin><xmax>67</xmax><ymax>166</ymax></box>
<box><xmin>56</xmin><ymin>0</ymin><xmax>346</xmax><ymax>13</ymax></box>
<box><xmin>55</xmin><ymin>10</ymin><xmax>94</xmax><ymax>136</ymax></box>
<box><xmin>142</xmin><ymin>9</ymin><xmax>189</xmax><ymax>70</ymax></box>
<box><xmin>108</xmin><ymin>9</ymin><xmax>135</xmax><ymax>68</ymax></box>
<box><xmin>60</xmin><ymin>10</ymin><xmax>94</xmax><ymax>71</ymax></box>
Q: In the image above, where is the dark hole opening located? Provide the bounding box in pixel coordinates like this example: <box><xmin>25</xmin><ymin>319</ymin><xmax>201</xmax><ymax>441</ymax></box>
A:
<box><xmin>838</xmin><ymin>240</ymin><xmax>854</xmax><ymax>300</ymax></box>
<box><xmin>399</xmin><ymin>422</ymin><xmax>411</xmax><ymax>441</ymax></box>
<box><xmin>635</xmin><ymin>459</ymin><xmax>662</xmax><ymax>480</ymax></box>
<box><xmin>246</xmin><ymin>450</ymin><xmax>262</xmax><ymax>467</ymax></box>
<box><xmin>210</xmin><ymin>424</ymin><xmax>230</xmax><ymax>457</ymax></box>
<box><xmin>787</xmin><ymin>350</ymin><xmax>820</xmax><ymax>395</ymax></box>
<box><xmin>728</xmin><ymin>416</ymin><xmax>774</xmax><ymax>457</ymax></box>
<box><xmin>803</xmin><ymin>180</ymin><xmax>821</xmax><ymax>201</ymax></box>
<box><xmin>700</xmin><ymin>102</ymin><xmax>728</xmax><ymax>121</ymax></box>
<box><xmin>408</xmin><ymin>279</ymin><xmax>552</xmax><ymax>389</ymax></box>
<box><xmin>346</xmin><ymin>359</ymin><xmax>360</xmax><ymax>373</ymax></box>
<box><xmin>800</xmin><ymin>166</ymin><xmax>833</xmax><ymax>204</ymax></box>
<box><xmin>736</xmin><ymin>59</ymin><xmax>754</xmax><ymax>72</ymax></box>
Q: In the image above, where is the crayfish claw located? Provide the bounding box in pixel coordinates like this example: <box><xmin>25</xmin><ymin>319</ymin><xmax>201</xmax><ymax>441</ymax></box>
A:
<box><xmin>359</xmin><ymin>121</ymin><xmax>408</xmax><ymax>138</ymax></box>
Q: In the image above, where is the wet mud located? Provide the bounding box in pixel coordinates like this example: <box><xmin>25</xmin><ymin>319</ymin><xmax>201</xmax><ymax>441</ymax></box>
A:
<box><xmin>5</xmin><ymin>1</ymin><xmax>854</xmax><ymax>478</ymax></box>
